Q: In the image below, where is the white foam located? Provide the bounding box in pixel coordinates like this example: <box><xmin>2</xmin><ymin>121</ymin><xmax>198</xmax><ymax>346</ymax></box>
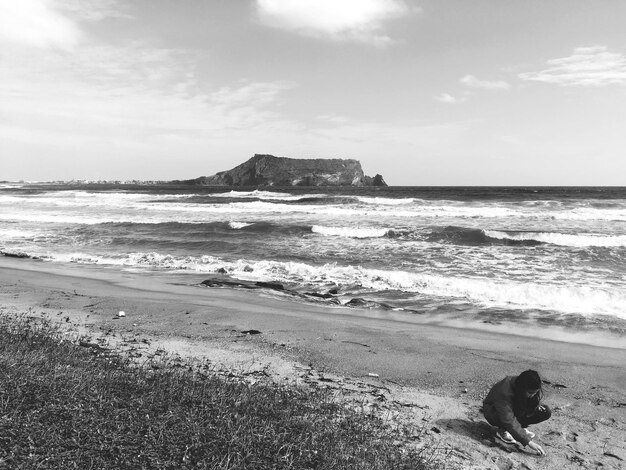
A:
<box><xmin>212</xmin><ymin>190</ymin><xmax>323</xmax><ymax>201</ymax></box>
<box><xmin>0</xmin><ymin>228</ymin><xmax>38</xmax><ymax>239</ymax></box>
<box><xmin>485</xmin><ymin>230</ymin><xmax>626</xmax><ymax>248</ymax></box>
<box><xmin>229</xmin><ymin>221</ymin><xmax>253</xmax><ymax>229</ymax></box>
<box><xmin>339</xmin><ymin>266</ymin><xmax>626</xmax><ymax>318</ymax></box>
<box><xmin>35</xmin><ymin>251</ymin><xmax>626</xmax><ymax>319</ymax></box>
<box><xmin>43</xmin><ymin>251</ymin><xmax>222</xmax><ymax>270</ymax></box>
<box><xmin>3</xmin><ymin>190</ymin><xmax>625</xmax><ymax>225</ymax></box>
<box><xmin>356</xmin><ymin>197</ymin><xmax>415</xmax><ymax>205</ymax></box>
<box><xmin>312</xmin><ymin>225</ymin><xmax>390</xmax><ymax>239</ymax></box>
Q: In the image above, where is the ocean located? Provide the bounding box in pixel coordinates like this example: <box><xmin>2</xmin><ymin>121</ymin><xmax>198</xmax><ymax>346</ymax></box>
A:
<box><xmin>1</xmin><ymin>184</ymin><xmax>625</xmax><ymax>346</ymax></box>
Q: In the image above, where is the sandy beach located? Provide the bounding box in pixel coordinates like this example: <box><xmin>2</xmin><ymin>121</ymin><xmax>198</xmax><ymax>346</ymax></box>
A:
<box><xmin>1</xmin><ymin>256</ymin><xmax>624</xmax><ymax>469</ymax></box>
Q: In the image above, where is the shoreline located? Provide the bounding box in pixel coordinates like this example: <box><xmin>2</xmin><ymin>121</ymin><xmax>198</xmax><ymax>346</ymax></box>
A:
<box><xmin>3</xmin><ymin>256</ymin><xmax>624</xmax><ymax>350</ymax></box>
<box><xmin>1</xmin><ymin>257</ymin><xmax>625</xmax><ymax>468</ymax></box>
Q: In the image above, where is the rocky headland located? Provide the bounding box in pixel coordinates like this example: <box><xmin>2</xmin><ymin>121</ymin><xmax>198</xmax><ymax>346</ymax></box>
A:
<box><xmin>180</xmin><ymin>154</ymin><xmax>387</xmax><ymax>187</ymax></box>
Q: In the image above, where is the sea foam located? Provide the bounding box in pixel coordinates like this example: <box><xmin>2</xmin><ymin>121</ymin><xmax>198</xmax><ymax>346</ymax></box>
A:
<box><xmin>34</xmin><ymin>251</ymin><xmax>626</xmax><ymax>319</ymax></box>
<box><xmin>312</xmin><ymin>225</ymin><xmax>390</xmax><ymax>238</ymax></box>
<box><xmin>485</xmin><ymin>230</ymin><xmax>626</xmax><ymax>248</ymax></box>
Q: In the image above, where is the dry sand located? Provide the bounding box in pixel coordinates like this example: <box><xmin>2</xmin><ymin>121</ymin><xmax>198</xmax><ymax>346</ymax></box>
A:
<box><xmin>1</xmin><ymin>257</ymin><xmax>624</xmax><ymax>469</ymax></box>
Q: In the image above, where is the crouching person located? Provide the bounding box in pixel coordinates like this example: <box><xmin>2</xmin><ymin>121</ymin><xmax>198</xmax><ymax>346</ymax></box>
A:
<box><xmin>482</xmin><ymin>369</ymin><xmax>551</xmax><ymax>456</ymax></box>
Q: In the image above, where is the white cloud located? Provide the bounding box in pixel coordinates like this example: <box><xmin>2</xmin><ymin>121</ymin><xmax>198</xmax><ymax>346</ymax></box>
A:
<box><xmin>210</xmin><ymin>81</ymin><xmax>295</xmax><ymax>108</ymax></box>
<box><xmin>0</xmin><ymin>0</ymin><xmax>307</xmax><ymax>180</ymax></box>
<box><xmin>256</xmin><ymin>0</ymin><xmax>414</xmax><ymax>46</ymax></box>
<box><xmin>1</xmin><ymin>43</ymin><xmax>296</xmax><ymax>135</ymax></box>
<box><xmin>460</xmin><ymin>75</ymin><xmax>511</xmax><ymax>90</ymax></box>
<box><xmin>60</xmin><ymin>0</ymin><xmax>133</xmax><ymax>22</ymax></box>
<box><xmin>0</xmin><ymin>48</ymin><xmax>302</xmax><ymax>179</ymax></box>
<box><xmin>435</xmin><ymin>93</ymin><xmax>461</xmax><ymax>104</ymax></box>
<box><xmin>0</xmin><ymin>0</ymin><xmax>81</xmax><ymax>49</ymax></box>
<box><xmin>519</xmin><ymin>46</ymin><xmax>626</xmax><ymax>87</ymax></box>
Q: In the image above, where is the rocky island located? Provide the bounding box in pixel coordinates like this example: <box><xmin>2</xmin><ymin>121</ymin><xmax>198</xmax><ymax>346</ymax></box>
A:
<box><xmin>181</xmin><ymin>154</ymin><xmax>386</xmax><ymax>187</ymax></box>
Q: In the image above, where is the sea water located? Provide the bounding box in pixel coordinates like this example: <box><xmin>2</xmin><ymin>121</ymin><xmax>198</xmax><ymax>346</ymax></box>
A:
<box><xmin>1</xmin><ymin>184</ymin><xmax>625</xmax><ymax>343</ymax></box>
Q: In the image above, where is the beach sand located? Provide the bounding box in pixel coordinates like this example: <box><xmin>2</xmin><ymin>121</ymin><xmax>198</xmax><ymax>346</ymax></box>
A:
<box><xmin>1</xmin><ymin>257</ymin><xmax>624</xmax><ymax>469</ymax></box>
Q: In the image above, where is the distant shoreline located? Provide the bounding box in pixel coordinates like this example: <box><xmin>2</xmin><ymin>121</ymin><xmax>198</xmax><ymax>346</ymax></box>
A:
<box><xmin>3</xmin><ymin>181</ymin><xmax>626</xmax><ymax>188</ymax></box>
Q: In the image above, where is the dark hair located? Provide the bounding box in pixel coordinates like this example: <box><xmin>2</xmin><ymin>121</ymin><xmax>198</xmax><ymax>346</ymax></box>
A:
<box><xmin>516</xmin><ymin>370</ymin><xmax>542</xmax><ymax>393</ymax></box>
<box><xmin>513</xmin><ymin>369</ymin><xmax>543</xmax><ymax>418</ymax></box>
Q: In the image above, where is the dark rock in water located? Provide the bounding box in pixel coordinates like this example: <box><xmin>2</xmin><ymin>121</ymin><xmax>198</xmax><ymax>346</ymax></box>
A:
<box><xmin>1</xmin><ymin>251</ymin><xmax>31</xmax><ymax>259</ymax></box>
<box><xmin>304</xmin><ymin>292</ymin><xmax>335</xmax><ymax>299</ymax></box>
<box><xmin>178</xmin><ymin>154</ymin><xmax>387</xmax><ymax>187</ymax></box>
<box><xmin>345</xmin><ymin>298</ymin><xmax>393</xmax><ymax>310</ymax></box>
<box><xmin>201</xmin><ymin>279</ymin><xmax>252</xmax><ymax>289</ymax></box>
<box><xmin>255</xmin><ymin>281</ymin><xmax>285</xmax><ymax>291</ymax></box>
<box><xmin>241</xmin><ymin>329</ymin><xmax>262</xmax><ymax>335</ymax></box>
<box><xmin>216</xmin><ymin>267</ymin><xmax>228</xmax><ymax>274</ymax></box>
<box><xmin>202</xmin><ymin>277</ymin><xmax>285</xmax><ymax>292</ymax></box>
<box><xmin>200</xmin><ymin>277</ymin><xmax>394</xmax><ymax>309</ymax></box>
<box><xmin>345</xmin><ymin>298</ymin><xmax>370</xmax><ymax>307</ymax></box>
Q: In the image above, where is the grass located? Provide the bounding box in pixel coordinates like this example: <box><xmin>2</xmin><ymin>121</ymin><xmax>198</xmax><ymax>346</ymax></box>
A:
<box><xmin>0</xmin><ymin>313</ymin><xmax>439</xmax><ymax>469</ymax></box>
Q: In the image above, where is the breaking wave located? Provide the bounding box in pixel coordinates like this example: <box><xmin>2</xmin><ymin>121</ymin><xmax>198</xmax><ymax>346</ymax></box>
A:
<box><xmin>29</xmin><ymin>251</ymin><xmax>626</xmax><ymax>319</ymax></box>
<box><xmin>484</xmin><ymin>230</ymin><xmax>626</xmax><ymax>248</ymax></box>
<box><xmin>429</xmin><ymin>226</ymin><xmax>626</xmax><ymax>248</ymax></box>
<box><xmin>229</xmin><ymin>221</ymin><xmax>253</xmax><ymax>229</ymax></box>
<box><xmin>312</xmin><ymin>225</ymin><xmax>391</xmax><ymax>239</ymax></box>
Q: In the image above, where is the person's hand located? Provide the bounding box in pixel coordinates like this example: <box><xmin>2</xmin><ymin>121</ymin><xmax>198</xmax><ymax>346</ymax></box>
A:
<box><xmin>527</xmin><ymin>441</ymin><xmax>545</xmax><ymax>456</ymax></box>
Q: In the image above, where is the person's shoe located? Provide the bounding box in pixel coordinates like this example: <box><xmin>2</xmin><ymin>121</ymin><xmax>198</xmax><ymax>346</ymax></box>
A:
<box><xmin>524</xmin><ymin>429</ymin><xmax>536</xmax><ymax>439</ymax></box>
<box><xmin>495</xmin><ymin>430</ymin><xmax>518</xmax><ymax>444</ymax></box>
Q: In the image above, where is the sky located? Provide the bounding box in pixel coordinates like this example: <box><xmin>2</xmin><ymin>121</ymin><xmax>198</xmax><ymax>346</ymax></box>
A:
<box><xmin>1</xmin><ymin>0</ymin><xmax>626</xmax><ymax>185</ymax></box>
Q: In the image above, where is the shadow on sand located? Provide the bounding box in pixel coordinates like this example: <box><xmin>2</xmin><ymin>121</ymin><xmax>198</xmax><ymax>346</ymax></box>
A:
<box><xmin>435</xmin><ymin>418</ymin><xmax>522</xmax><ymax>454</ymax></box>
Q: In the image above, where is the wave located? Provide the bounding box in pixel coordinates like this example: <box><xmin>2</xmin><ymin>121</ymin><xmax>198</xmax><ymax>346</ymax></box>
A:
<box><xmin>0</xmin><ymin>228</ymin><xmax>39</xmax><ymax>239</ymax></box>
<box><xmin>30</xmin><ymin>251</ymin><xmax>626</xmax><ymax>318</ymax></box>
<box><xmin>0</xmin><ymin>191</ymin><xmax>194</xmax><ymax>211</ymax></box>
<box><xmin>356</xmin><ymin>268</ymin><xmax>626</xmax><ymax>319</ymax></box>
<box><xmin>211</xmin><ymin>190</ymin><xmax>325</xmax><ymax>202</ymax></box>
<box><xmin>229</xmin><ymin>221</ymin><xmax>253</xmax><ymax>229</ymax></box>
<box><xmin>427</xmin><ymin>226</ymin><xmax>543</xmax><ymax>247</ymax></box>
<box><xmin>427</xmin><ymin>226</ymin><xmax>626</xmax><ymax>248</ymax></box>
<box><xmin>356</xmin><ymin>196</ymin><xmax>415</xmax><ymax>205</ymax></box>
<box><xmin>312</xmin><ymin>225</ymin><xmax>391</xmax><ymax>239</ymax></box>
<box><xmin>484</xmin><ymin>230</ymin><xmax>626</xmax><ymax>248</ymax></box>
<box><xmin>98</xmin><ymin>221</ymin><xmax>313</xmax><ymax>238</ymax></box>
<box><xmin>3</xmin><ymin>190</ymin><xmax>626</xmax><ymax>223</ymax></box>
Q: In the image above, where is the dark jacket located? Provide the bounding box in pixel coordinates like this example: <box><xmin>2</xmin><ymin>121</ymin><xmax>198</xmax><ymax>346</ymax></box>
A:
<box><xmin>482</xmin><ymin>376</ymin><xmax>531</xmax><ymax>446</ymax></box>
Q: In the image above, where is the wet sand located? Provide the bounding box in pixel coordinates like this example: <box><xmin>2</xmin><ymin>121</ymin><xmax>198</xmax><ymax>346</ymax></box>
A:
<box><xmin>1</xmin><ymin>257</ymin><xmax>624</xmax><ymax>469</ymax></box>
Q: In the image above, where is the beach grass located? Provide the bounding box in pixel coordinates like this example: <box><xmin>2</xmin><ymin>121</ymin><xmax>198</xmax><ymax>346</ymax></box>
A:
<box><xmin>0</xmin><ymin>313</ymin><xmax>437</xmax><ymax>469</ymax></box>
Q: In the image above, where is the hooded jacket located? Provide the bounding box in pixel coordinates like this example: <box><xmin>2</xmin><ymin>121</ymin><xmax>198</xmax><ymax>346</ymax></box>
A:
<box><xmin>482</xmin><ymin>376</ymin><xmax>531</xmax><ymax>446</ymax></box>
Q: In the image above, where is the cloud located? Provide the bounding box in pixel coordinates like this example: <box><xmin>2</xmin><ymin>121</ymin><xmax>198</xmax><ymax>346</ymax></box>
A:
<box><xmin>0</xmin><ymin>0</ymin><xmax>81</xmax><ymax>49</ymax></box>
<box><xmin>0</xmin><ymin>0</ymin><xmax>303</xmax><ymax>180</ymax></box>
<box><xmin>435</xmin><ymin>93</ymin><xmax>461</xmax><ymax>104</ymax></box>
<box><xmin>256</xmin><ymin>0</ymin><xmax>414</xmax><ymax>46</ymax></box>
<box><xmin>436</xmin><ymin>75</ymin><xmax>509</xmax><ymax>105</ymax></box>
<box><xmin>210</xmin><ymin>81</ymin><xmax>295</xmax><ymax>108</ymax></box>
<box><xmin>0</xmin><ymin>32</ymin><xmax>300</xmax><ymax>166</ymax></box>
<box><xmin>519</xmin><ymin>46</ymin><xmax>626</xmax><ymax>87</ymax></box>
<box><xmin>1</xmin><ymin>44</ymin><xmax>296</xmax><ymax>134</ymax></box>
<box><xmin>460</xmin><ymin>75</ymin><xmax>511</xmax><ymax>90</ymax></box>
<box><xmin>60</xmin><ymin>0</ymin><xmax>133</xmax><ymax>22</ymax></box>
